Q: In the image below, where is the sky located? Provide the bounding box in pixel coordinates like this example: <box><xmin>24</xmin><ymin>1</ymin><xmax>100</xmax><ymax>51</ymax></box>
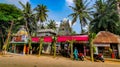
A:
<box><xmin>0</xmin><ymin>0</ymin><xmax>95</xmax><ymax>34</ymax></box>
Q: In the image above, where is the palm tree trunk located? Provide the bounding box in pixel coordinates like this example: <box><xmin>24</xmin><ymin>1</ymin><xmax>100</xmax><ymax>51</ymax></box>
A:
<box><xmin>53</xmin><ymin>41</ymin><xmax>56</xmax><ymax>58</ymax></box>
<box><xmin>38</xmin><ymin>38</ymin><xmax>43</xmax><ymax>56</ymax></box>
<box><xmin>0</xmin><ymin>30</ymin><xmax>4</xmax><ymax>49</ymax></box>
<box><xmin>52</xmin><ymin>36</ymin><xmax>57</xmax><ymax>58</ymax></box>
<box><xmin>70</xmin><ymin>41</ymin><xmax>74</xmax><ymax>60</ymax></box>
<box><xmin>90</xmin><ymin>39</ymin><xmax>94</xmax><ymax>62</ymax></box>
<box><xmin>79</xmin><ymin>18</ymin><xmax>83</xmax><ymax>33</ymax></box>
<box><xmin>25</xmin><ymin>20</ymin><xmax>32</xmax><ymax>54</ymax></box>
<box><xmin>89</xmin><ymin>33</ymin><xmax>96</xmax><ymax>62</ymax></box>
<box><xmin>0</xmin><ymin>38</ymin><xmax>1</xmax><ymax>49</ymax></box>
<box><xmin>3</xmin><ymin>21</ymin><xmax>14</xmax><ymax>54</ymax></box>
<box><xmin>0</xmin><ymin>30</ymin><xmax>5</xmax><ymax>45</ymax></box>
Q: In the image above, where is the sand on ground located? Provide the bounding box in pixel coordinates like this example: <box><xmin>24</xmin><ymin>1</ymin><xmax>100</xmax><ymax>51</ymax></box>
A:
<box><xmin>0</xmin><ymin>54</ymin><xmax>120</xmax><ymax>67</ymax></box>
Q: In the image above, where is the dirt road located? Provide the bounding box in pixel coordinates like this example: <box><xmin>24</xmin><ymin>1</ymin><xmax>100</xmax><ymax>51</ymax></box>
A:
<box><xmin>0</xmin><ymin>55</ymin><xmax>120</xmax><ymax>67</ymax></box>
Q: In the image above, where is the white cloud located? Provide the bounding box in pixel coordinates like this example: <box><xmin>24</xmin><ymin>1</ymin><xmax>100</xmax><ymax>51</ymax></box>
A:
<box><xmin>1</xmin><ymin>0</ymin><xmax>30</xmax><ymax>8</ymax></box>
<box><xmin>66</xmin><ymin>0</ymin><xmax>74</xmax><ymax>6</ymax></box>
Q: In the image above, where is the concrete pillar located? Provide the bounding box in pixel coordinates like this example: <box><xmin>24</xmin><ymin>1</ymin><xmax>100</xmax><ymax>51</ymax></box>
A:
<box><xmin>23</xmin><ymin>44</ymin><xmax>26</xmax><ymax>55</ymax></box>
<box><xmin>118</xmin><ymin>44</ymin><xmax>120</xmax><ymax>58</ymax></box>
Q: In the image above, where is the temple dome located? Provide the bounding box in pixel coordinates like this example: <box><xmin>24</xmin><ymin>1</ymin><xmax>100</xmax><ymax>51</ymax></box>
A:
<box><xmin>17</xmin><ymin>26</ymin><xmax>28</xmax><ymax>36</ymax></box>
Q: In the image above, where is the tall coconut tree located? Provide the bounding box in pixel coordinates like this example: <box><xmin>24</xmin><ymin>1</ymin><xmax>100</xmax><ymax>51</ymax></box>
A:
<box><xmin>19</xmin><ymin>1</ymin><xmax>36</xmax><ymax>35</ymax></box>
<box><xmin>90</xmin><ymin>0</ymin><xmax>120</xmax><ymax>34</ymax></box>
<box><xmin>34</xmin><ymin>4</ymin><xmax>49</xmax><ymax>29</ymax></box>
<box><xmin>69</xmin><ymin>0</ymin><xmax>92</xmax><ymax>33</ymax></box>
<box><xmin>19</xmin><ymin>1</ymin><xmax>36</xmax><ymax>54</ymax></box>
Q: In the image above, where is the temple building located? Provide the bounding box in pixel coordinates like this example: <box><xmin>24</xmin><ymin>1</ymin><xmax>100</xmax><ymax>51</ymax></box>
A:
<box><xmin>10</xmin><ymin>26</ymin><xmax>28</xmax><ymax>54</ymax></box>
<box><xmin>58</xmin><ymin>18</ymin><xmax>71</xmax><ymax>35</ymax></box>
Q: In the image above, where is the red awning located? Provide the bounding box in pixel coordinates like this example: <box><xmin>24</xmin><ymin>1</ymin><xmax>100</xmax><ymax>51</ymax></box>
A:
<box><xmin>72</xmin><ymin>35</ymin><xmax>88</xmax><ymax>41</ymax></box>
<box><xmin>44</xmin><ymin>36</ymin><xmax>52</xmax><ymax>42</ymax></box>
<box><xmin>57</xmin><ymin>36</ymin><xmax>72</xmax><ymax>42</ymax></box>
<box><xmin>32</xmin><ymin>36</ymin><xmax>52</xmax><ymax>43</ymax></box>
<box><xmin>32</xmin><ymin>37</ymin><xmax>39</xmax><ymax>43</ymax></box>
<box><xmin>31</xmin><ymin>35</ymin><xmax>88</xmax><ymax>43</ymax></box>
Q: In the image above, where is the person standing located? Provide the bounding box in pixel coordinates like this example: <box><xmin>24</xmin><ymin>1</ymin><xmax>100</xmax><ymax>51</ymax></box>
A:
<box><xmin>74</xmin><ymin>47</ymin><xmax>78</xmax><ymax>60</ymax></box>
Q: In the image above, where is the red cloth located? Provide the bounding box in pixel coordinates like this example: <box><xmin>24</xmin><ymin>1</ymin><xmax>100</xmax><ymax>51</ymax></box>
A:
<box><xmin>98</xmin><ymin>53</ymin><xmax>102</xmax><ymax>57</ymax></box>
<box><xmin>78</xmin><ymin>53</ymin><xmax>83</xmax><ymax>57</ymax></box>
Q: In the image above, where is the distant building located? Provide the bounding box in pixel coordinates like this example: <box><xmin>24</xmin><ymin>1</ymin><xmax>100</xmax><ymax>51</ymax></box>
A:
<box><xmin>58</xmin><ymin>18</ymin><xmax>71</xmax><ymax>35</ymax></box>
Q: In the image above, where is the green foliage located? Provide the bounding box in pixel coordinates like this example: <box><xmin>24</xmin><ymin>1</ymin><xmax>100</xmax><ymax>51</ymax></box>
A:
<box><xmin>0</xmin><ymin>3</ymin><xmax>22</xmax><ymax>50</ymax></box>
<box><xmin>0</xmin><ymin>3</ymin><xmax>22</xmax><ymax>22</ymax></box>
<box><xmin>90</xmin><ymin>0</ymin><xmax>120</xmax><ymax>34</ymax></box>
<box><xmin>47</xmin><ymin>20</ymin><xmax>57</xmax><ymax>30</ymax></box>
<box><xmin>34</xmin><ymin>4</ymin><xmax>49</xmax><ymax>23</ymax></box>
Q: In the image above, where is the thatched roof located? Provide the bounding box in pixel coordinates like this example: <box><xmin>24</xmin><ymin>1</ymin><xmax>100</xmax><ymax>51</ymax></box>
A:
<box><xmin>93</xmin><ymin>31</ymin><xmax>120</xmax><ymax>44</ymax></box>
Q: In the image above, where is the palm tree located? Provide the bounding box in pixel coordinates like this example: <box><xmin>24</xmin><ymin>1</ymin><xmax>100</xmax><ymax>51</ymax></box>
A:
<box><xmin>19</xmin><ymin>1</ymin><xmax>36</xmax><ymax>54</ymax></box>
<box><xmin>34</xmin><ymin>4</ymin><xmax>49</xmax><ymax>29</ymax></box>
<box><xmin>90</xmin><ymin>0</ymin><xmax>119</xmax><ymax>34</ymax></box>
<box><xmin>19</xmin><ymin>1</ymin><xmax>36</xmax><ymax>35</ymax></box>
<box><xmin>69</xmin><ymin>0</ymin><xmax>92</xmax><ymax>33</ymax></box>
<box><xmin>47</xmin><ymin>20</ymin><xmax>57</xmax><ymax>30</ymax></box>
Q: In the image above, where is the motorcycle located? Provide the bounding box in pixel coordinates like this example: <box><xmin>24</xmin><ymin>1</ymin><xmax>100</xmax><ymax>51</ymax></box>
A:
<box><xmin>78</xmin><ymin>53</ymin><xmax>84</xmax><ymax>61</ymax></box>
<box><xmin>93</xmin><ymin>53</ymin><xmax>104</xmax><ymax>62</ymax></box>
